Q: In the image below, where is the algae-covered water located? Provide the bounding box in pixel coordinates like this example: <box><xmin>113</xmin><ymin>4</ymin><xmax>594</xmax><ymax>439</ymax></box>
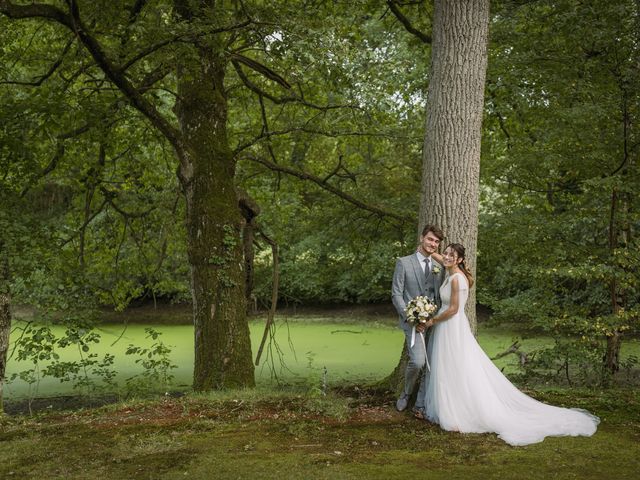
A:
<box><xmin>5</xmin><ymin>318</ymin><xmax>638</xmax><ymax>400</ymax></box>
<box><xmin>5</xmin><ymin>320</ymin><xmax>402</xmax><ymax>400</ymax></box>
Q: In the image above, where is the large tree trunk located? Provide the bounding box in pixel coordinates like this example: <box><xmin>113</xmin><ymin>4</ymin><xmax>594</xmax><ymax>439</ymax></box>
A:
<box><xmin>0</xmin><ymin>238</ymin><xmax>11</xmax><ymax>414</ymax></box>
<box><xmin>175</xmin><ymin>1</ymin><xmax>254</xmax><ymax>390</ymax></box>
<box><xmin>419</xmin><ymin>0</ymin><xmax>490</xmax><ymax>334</ymax></box>
<box><xmin>378</xmin><ymin>340</ymin><xmax>408</xmax><ymax>395</ymax></box>
<box><xmin>383</xmin><ymin>0</ymin><xmax>489</xmax><ymax>392</ymax></box>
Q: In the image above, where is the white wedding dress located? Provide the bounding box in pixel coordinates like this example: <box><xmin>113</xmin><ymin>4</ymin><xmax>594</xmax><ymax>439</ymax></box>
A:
<box><xmin>424</xmin><ymin>272</ymin><xmax>600</xmax><ymax>446</ymax></box>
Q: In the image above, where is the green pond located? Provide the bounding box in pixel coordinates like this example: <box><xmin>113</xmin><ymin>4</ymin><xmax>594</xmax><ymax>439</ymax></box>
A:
<box><xmin>4</xmin><ymin>319</ymin><xmax>639</xmax><ymax>400</ymax></box>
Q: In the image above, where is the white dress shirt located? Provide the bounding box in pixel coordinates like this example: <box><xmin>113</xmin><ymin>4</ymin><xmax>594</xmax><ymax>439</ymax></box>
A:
<box><xmin>416</xmin><ymin>251</ymin><xmax>432</xmax><ymax>274</ymax></box>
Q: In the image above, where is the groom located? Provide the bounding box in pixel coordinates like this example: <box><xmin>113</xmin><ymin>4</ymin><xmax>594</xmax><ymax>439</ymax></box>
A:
<box><xmin>391</xmin><ymin>224</ymin><xmax>445</xmax><ymax>417</ymax></box>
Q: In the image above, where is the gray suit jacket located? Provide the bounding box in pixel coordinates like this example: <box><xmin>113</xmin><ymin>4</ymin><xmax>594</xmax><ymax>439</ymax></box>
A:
<box><xmin>391</xmin><ymin>253</ymin><xmax>445</xmax><ymax>335</ymax></box>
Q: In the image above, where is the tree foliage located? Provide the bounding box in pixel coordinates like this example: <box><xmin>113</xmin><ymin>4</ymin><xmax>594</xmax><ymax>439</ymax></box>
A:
<box><xmin>479</xmin><ymin>0</ymin><xmax>639</xmax><ymax>383</ymax></box>
<box><xmin>0</xmin><ymin>0</ymin><xmax>638</xmax><ymax>397</ymax></box>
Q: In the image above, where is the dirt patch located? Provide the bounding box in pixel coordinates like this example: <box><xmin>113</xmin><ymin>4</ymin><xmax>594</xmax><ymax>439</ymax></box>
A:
<box><xmin>16</xmin><ymin>387</ymin><xmax>404</xmax><ymax>432</ymax></box>
<box><xmin>86</xmin><ymin>400</ymin><xmax>195</xmax><ymax>428</ymax></box>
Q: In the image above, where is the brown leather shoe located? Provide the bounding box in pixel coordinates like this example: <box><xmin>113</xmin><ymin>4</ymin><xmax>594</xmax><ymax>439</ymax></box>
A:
<box><xmin>413</xmin><ymin>407</ymin><xmax>426</xmax><ymax>420</ymax></box>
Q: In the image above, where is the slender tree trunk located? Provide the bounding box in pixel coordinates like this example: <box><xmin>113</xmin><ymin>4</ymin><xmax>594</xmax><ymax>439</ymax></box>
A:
<box><xmin>604</xmin><ymin>57</ymin><xmax>635</xmax><ymax>373</ymax></box>
<box><xmin>606</xmin><ymin>188</ymin><xmax>622</xmax><ymax>374</ymax></box>
<box><xmin>175</xmin><ymin>1</ymin><xmax>254</xmax><ymax>390</ymax></box>
<box><xmin>238</xmin><ymin>190</ymin><xmax>261</xmax><ymax>314</ymax></box>
<box><xmin>419</xmin><ymin>0</ymin><xmax>490</xmax><ymax>334</ymax></box>
<box><xmin>605</xmin><ymin>332</ymin><xmax>621</xmax><ymax>374</ymax></box>
<box><xmin>0</xmin><ymin>238</ymin><xmax>11</xmax><ymax>414</ymax></box>
<box><xmin>242</xmin><ymin>220</ymin><xmax>255</xmax><ymax>314</ymax></box>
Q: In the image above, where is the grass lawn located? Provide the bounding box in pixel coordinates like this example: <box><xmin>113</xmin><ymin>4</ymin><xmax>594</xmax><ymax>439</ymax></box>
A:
<box><xmin>0</xmin><ymin>387</ymin><xmax>638</xmax><ymax>479</ymax></box>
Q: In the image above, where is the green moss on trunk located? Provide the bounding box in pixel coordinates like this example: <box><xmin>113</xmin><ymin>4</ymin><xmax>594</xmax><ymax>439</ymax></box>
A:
<box><xmin>174</xmin><ymin>2</ymin><xmax>254</xmax><ymax>390</ymax></box>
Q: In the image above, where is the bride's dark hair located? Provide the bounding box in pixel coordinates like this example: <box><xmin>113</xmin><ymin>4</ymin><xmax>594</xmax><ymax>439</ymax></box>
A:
<box><xmin>447</xmin><ymin>243</ymin><xmax>474</xmax><ymax>288</ymax></box>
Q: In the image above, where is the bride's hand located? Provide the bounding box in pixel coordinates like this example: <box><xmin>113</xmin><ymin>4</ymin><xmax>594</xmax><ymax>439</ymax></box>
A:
<box><xmin>431</xmin><ymin>252</ymin><xmax>444</xmax><ymax>266</ymax></box>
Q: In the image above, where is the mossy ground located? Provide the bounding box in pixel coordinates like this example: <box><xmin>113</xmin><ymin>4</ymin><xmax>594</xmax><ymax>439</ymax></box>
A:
<box><xmin>1</xmin><ymin>387</ymin><xmax>638</xmax><ymax>480</ymax></box>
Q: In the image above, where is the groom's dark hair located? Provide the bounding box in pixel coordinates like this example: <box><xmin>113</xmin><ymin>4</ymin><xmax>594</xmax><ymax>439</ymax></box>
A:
<box><xmin>421</xmin><ymin>224</ymin><xmax>444</xmax><ymax>240</ymax></box>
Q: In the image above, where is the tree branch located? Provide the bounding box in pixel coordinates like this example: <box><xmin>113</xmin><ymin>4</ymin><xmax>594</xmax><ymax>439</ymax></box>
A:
<box><xmin>231</xmin><ymin>59</ymin><xmax>359</xmax><ymax>112</ymax></box>
<box><xmin>19</xmin><ymin>123</ymin><xmax>92</xmax><ymax>197</ymax></box>
<box><xmin>491</xmin><ymin>341</ymin><xmax>531</xmax><ymax>367</ymax></box>
<box><xmin>128</xmin><ymin>0</ymin><xmax>148</xmax><ymax>24</ymax></box>
<box><xmin>0</xmin><ymin>0</ymin><xmax>184</xmax><ymax>154</ymax></box>
<box><xmin>99</xmin><ymin>185</ymin><xmax>156</xmax><ymax>219</ymax></box>
<box><xmin>386</xmin><ymin>0</ymin><xmax>431</xmax><ymax>44</ymax></box>
<box><xmin>138</xmin><ymin>63</ymin><xmax>173</xmax><ymax>93</ymax></box>
<box><xmin>234</xmin><ymin>126</ymin><xmax>417</xmax><ymax>155</ymax></box>
<box><xmin>119</xmin><ymin>19</ymin><xmax>253</xmax><ymax>72</ymax></box>
<box><xmin>117</xmin><ymin>37</ymin><xmax>180</xmax><ymax>72</ymax></box>
<box><xmin>322</xmin><ymin>155</ymin><xmax>357</xmax><ymax>184</ymax></box>
<box><xmin>242</xmin><ymin>154</ymin><xmax>411</xmax><ymax>224</ymax></box>
<box><xmin>0</xmin><ymin>35</ymin><xmax>74</xmax><ymax>86</ymax></box>
<box><xmin>231</xmin><ymin>59</ymin><xmax>296</xmax><ymax>103</ymax></box>
<box><xmin>59</xmin><ymin>198</ymin><xmax>108</xmax><ymax>248</ymax></box>
<box><xmin>0</xmin><ymin>1</ymin><xmax>73</xmax><ymax>26</ymax></box>
<box><xmin>230</xmin><ymin>52</ymin><xmax>291</xmax><ymax>89</ymax></box>
<box><xmin>254</xmin><ymin>228</ymin><xmax>279</xmax><ymax>366</ymax></box>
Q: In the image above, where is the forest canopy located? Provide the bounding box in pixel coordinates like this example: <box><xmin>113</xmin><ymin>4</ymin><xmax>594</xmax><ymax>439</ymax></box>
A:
<box><xmin>0</xmin><ymin>0</ymin><xmax>638</xmax><ymax>395</ymax></box>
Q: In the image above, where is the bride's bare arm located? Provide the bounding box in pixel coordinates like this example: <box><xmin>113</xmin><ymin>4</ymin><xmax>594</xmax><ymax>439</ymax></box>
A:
<box><xmin>426</xmin><ymin>277</ymin><xmax>460</xmax><ymax>327</ymax></box>
<box><xmin>431</xmin><ymin>252</ymin><xmax>444</xmax><ymax>265</ymax></box>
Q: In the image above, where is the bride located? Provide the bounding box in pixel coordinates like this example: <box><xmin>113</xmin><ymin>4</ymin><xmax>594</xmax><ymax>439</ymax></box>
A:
<box><xmin>422</xmin><ymin>243</ymin><xmax>600</xmax><ymax>446</ymax></box>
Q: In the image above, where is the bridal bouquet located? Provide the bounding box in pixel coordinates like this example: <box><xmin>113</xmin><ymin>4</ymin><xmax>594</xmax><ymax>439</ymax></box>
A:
<box><xmin>404</xmin><ymin>296</ymin><xmax>437</xmax><ymax>325</ymax></box>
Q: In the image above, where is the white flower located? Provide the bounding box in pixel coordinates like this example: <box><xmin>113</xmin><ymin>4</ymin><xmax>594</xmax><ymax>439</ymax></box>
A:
<box><xmin>432</xmin><ymin>265</ymin><xmax>441</xmax><ymax>275</ymax></box>
<box><xmin>404</xmin><ymin>295</ymin><xmax>437</xmax><ymax>325</ymax></box>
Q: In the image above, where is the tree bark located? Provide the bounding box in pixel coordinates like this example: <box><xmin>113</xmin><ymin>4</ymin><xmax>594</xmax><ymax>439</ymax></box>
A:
<box><xmin>238</xmin><ymin>189</ymin><xmax>261</xmax><ymax>314</ymax></box>
<box><xmin>254</xmin><ymin>231</ymin><xmax>279</xmax><ymax>367</ymax></box>
<box><xmin>419</xmin><ymin>0</ymin><xmax>490</xmax><ymax>334</ymax></box>
<box><xmin>606</xmin><ymin>188</ymin><xmax>622</xmax><ymax>374</ymax></box>
<box><xmin>383</xmin><ymin>0</ymin><xmax>489</xmax><ymax>392</ymax></box>
<box><xmin>174</xmin><ymin>1</ymin><xmax>254</xmax><ymax>390</ymax></box>
<box><xmin>0</xmin><ymin>238</ymin><xmax>11</xmax><ymax>414</ymax></box>
<box><xmin>605</xmin><ymin>331</ymin><xmax>621</xmax><ymax>374</ymax></box>
<box><xmin>377</xmin><ymin>340</ymin><xmax>408</xmax><ymax>395</ymax></box>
